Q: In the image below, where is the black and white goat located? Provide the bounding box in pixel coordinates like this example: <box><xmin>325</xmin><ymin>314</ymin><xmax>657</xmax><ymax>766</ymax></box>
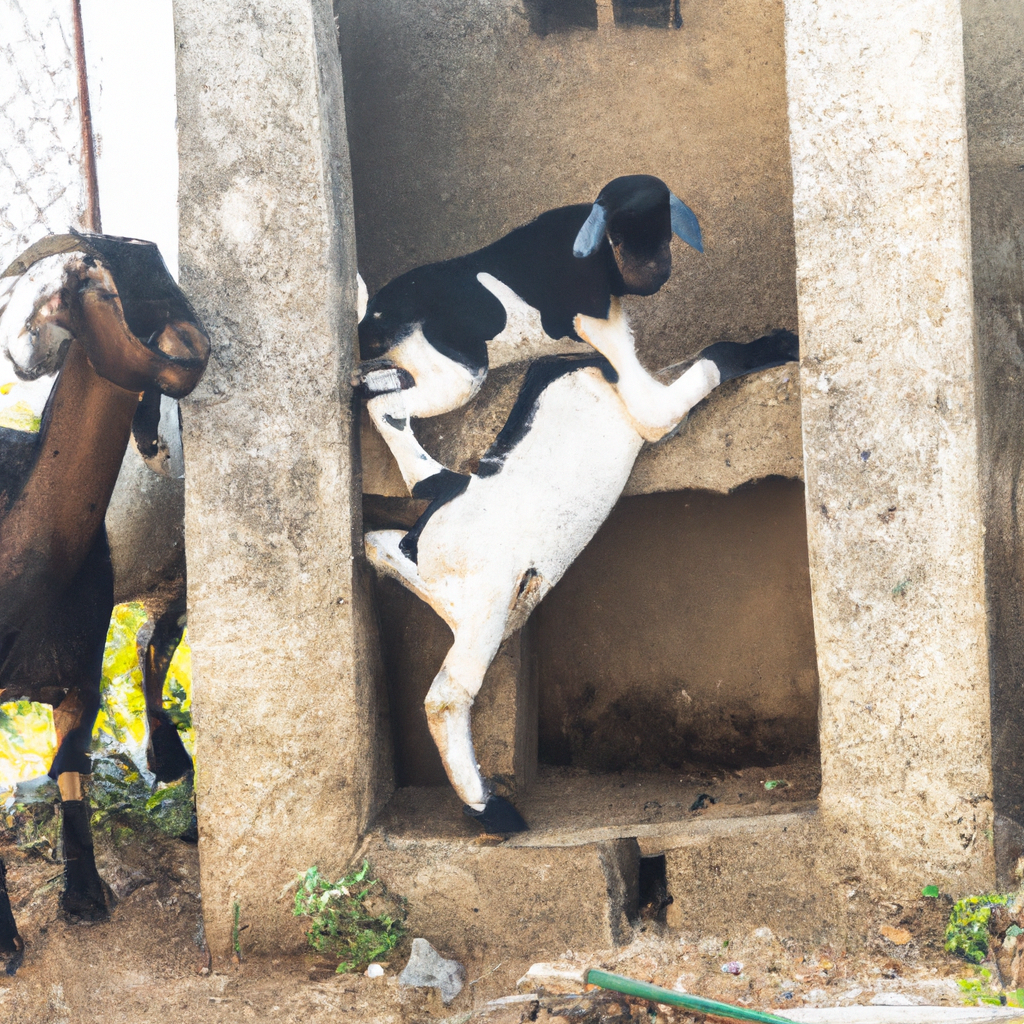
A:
<box><xmin>357</xmin><ymin>174</ymin><xmax>703</xmax><ymax>556</ymax></box>
<box><xmin>365</xmin><ymin>299</ymin><xmax>798</xmax><ymax>833</ymax></box>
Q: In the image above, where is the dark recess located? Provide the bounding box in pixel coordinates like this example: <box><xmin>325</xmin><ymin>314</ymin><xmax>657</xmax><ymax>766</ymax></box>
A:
<box><xmin>637</xmin><ymin>854</ymin><xmax>672</xmax><ymax>923</ymax></box>
<box><xmin>613</xmin><ymin>0</ymin><xmax>678</xmax><ymax>29</ymax></box>
<box><xmin>523</xmin><ymin>0</ymin><xmax>598</xmax><ymax>35</ymax></box>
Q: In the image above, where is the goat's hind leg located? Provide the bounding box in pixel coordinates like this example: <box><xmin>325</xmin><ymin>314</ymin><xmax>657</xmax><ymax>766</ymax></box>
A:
<box><xmin>575</xmin><ymin>303</ymin><xmax>799</xmax><ymax>441</ymax></box>
<box><xmin>143</xmin><ymin>598</ymin><xmax>193</xmax><ymax>784</ymax></box>
<box><xmin>424</xmin><ymin>627</ymin><xmax>528</xmax><ymax>834</ymax></box>
<box><xmin>51</xmin><ymin>686</ymin><xmax>107</xmax><ymax>922</ymax></box>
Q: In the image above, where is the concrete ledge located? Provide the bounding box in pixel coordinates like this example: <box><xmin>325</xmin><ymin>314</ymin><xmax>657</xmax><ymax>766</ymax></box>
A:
<box><xmin>657</xmin><ymin>809</ymin><xmax>822</xmax><ymax>939</ymax></box>
<box><xmin>362</xmin><ymin>764</ymin><xmax>822</xmax><ymax>959</ymax></box>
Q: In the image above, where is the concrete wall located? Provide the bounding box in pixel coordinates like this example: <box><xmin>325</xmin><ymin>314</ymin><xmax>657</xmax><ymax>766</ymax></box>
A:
<box><xmin>338</xmin><ymin>0</ymin><xmax>814</xmax><ymax>778</ymax></box>
<box><xmin>962</xmin><ymin>0</ymin><xmax>1024</xmax><ymax>878</ymax></box>
<box><xmin>536</xmin><ymin>480</ymin><xmax>819</xmax><ymax>772</ymax></box>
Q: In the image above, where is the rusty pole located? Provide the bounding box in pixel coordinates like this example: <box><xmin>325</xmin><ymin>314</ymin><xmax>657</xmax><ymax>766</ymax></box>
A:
<box><xmin>71</xmin><ymin>0</ymin><xmax>101</xmax><ymax>233</ymax></box>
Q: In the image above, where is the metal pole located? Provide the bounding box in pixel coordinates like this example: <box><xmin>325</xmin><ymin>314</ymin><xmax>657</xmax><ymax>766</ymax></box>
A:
<box><xmin>71</xmin><ymin>0</ymin><xmax>101</xmax><ymax>233</ymax></box>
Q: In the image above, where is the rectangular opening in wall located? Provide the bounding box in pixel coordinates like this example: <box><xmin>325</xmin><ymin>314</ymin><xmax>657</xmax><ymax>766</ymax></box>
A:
<box><xmin>340</xmin><ymin>0</ymin><xmax>813</xmax><ymax>843</ymax></box>
<box><xmin>613</xmin><ymin>0</ymin><xmax>680</xmax><ymax>30</ymax></box>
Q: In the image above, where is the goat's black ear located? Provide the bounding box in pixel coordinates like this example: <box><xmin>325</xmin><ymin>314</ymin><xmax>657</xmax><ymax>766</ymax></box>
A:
<box><xmin>670</xmin><ymin>194</ymin><xmax>704</xmax><ymax>253</ymax></box>
<box><xmin>573</xmin><ymin>203</ymin><xmax>607</xmax><ymax>258</ymax></box>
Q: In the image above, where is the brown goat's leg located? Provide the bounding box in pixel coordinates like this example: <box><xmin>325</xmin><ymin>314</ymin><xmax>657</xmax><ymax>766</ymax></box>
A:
<box><xmin>53</xmin><ymin>685</ymin><xmax>107</xmax><ymax>922</ymax></box>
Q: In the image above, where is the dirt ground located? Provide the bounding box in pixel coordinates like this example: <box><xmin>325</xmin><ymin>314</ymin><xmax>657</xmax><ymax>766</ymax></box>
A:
<box><xmin>0</xmin><ymin>816</ymin><xmax>1001</xmax><ymax>1024</ymax></box>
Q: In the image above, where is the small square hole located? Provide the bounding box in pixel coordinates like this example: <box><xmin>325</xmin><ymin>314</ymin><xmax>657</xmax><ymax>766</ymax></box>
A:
<box><xmin>637</xmin><ymin>854</ymin><xmax>672</xmax><ymax>923</ymax></box>
<box><xmin>613</xmin><ymin>0</ymin><xmax>680</xmax><ymax>29</ymax></box>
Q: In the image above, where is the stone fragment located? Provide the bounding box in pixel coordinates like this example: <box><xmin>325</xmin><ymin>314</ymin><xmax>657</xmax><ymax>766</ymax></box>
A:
<box><xmin>399</xmin><ymin>938</ymin><xmax>466</xmax><ymax>1004</ymax></box>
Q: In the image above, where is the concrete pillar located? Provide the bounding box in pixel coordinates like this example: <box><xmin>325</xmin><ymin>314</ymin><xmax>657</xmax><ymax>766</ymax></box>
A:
<box><xmin>174</xmin><ymin>0</ymin><xmax>391</xmax><ymax>954</ymax></box>
<box><xmin>962</xmin><ymin>0</ymin><xmax>1024</xmax><ymax>884</ymax></box>
<box><xmin>785</xmin><ymin>0</ymin><xmax>997</xmax><ymax>893</ymax></box>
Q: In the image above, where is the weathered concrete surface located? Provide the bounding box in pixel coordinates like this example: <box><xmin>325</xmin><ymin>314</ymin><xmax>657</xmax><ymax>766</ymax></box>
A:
<box><xmin>962</xmin><ymin>0</ymin><xmax>1024</xmax><ymax>885</ymax></box>
<box><xmin>785</xmin><ymin>0</ymin><xmax>996</xmax><ymax>894</ymax></box>
<box><xmin>364</xmin><ymin>829</ymin><xmax>639</xmax><ymax>961</ymax></box>
<box><xmin>174</xmin><ymin>0</ymin><xmax>390</xmax><ymax>954</ymax></box>
<box><xmin>655</xmin><ymin>810</ymin><xmax>823</xmax><ymax>941</ymax></box>
<box><xmin>365</xmin><ymin>768</ymin><xmax>822</xmax><ymax>956</ymax></box>
<box><xmin>535</xmin><ymin>480</ymin><xmax>819</xmax><ymax>771</ymax></box>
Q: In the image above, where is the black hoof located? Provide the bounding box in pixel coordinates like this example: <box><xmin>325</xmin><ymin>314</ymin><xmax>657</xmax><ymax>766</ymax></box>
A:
<box><xmin>148</xmin><ymin>719</ymin><xmax>194</xmax><ymax>783</ymax></box>
<box><xmin>1</xmin><ymin>938</ymin><xmax>24</xmax><ymax>977</ymax></box>
<box><xmin>60</xmin><ymin>800</ymin><xmax>108</xmax><ymax>922</ymax></box>
<box><xmin>177</xmin><ymin>812</ymin><xmax>199</xmax><ymax>845</ymax></box>
<box><xmin>463</xmin><ymin>795</ymin><xmax>529</xmax><ymax>834</ymax></box>
<box><xmin>60</xmin><ymin>884</ymin><xmax>108</xmax><ymax>923</ymax></box>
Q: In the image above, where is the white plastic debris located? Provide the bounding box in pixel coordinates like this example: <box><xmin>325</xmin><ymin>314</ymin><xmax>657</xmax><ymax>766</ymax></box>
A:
<box><xmin>515</xmin><ymin>962</ymin><xmax>587</xmax><ymax>994</ymax></box>
<box><xmin>778</xmin><ymin>1007</ymin><xmax>1024</xmax><ymax>1023</ymax></box>
<box><xmin>364</xmin><ymin>963</ymin><xmax>384</xmax><ymax>979</ymax></box>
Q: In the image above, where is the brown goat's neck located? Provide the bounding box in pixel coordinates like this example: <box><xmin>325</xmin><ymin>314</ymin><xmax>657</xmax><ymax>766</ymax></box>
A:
<box><xmin>0</xmin><ymin>339</ymin><xmax>139</xmax><ymax>608</ymax></box>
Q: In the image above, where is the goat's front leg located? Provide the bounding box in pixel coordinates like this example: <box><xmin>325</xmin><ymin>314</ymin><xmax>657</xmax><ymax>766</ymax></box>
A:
<box><xmin>142</xmin><ymin>599</ymin><xmax>193</xmax><ymax>783</ymax></box>
<box><xmin>574</xmin><ymin>301</ymin><xmax>719</xmax><ymax>442</ymax></box>
<box><xmin>424</xmin><ymin>633</ymin><xmax>528</xmax><ymax>834</ymax></box>
<box><xmin>364</xmin><ymin>384</ymin><xmax>448</xmax><ymax>492</ymax></box>
<box><xmin>51</xmin><ymin>686</ymin><xmax>107</xmax><ymax>922</ymax></box>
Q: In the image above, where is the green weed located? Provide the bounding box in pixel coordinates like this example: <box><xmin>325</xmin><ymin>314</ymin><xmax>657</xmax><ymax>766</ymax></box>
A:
<box><xmin>945</xmin><ymin>892</ymin><xmax>1010</xmax><ymax>964</ymax></box>
<box><xmin>958</xmin><ymin>968</ymin><xmax>1024</xmax><ymax>1008</ymax></box>
<box><xmin>293</xmin><ymin>862</ymin><xmax>407</xmax><ymax>974</ymax></box>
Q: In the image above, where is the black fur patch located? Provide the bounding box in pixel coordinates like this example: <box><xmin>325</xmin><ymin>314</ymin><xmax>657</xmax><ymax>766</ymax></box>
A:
<box><xmin>359</xmin><ymin>205</ymin><xmax>625</xmax><ymax>371</ymax></box>
<box><xmin>72</xmin><ymin>230</ymin><xmax>203</xmax><ymax>343</ymax></box>
<box><xmin>131</xmin><ymin>388</ymin><xmax>162</xmax><ymax>460</ymax></box>
<box><xmin>478</xmin><ymin>354</ymin><xmax>617</xmax><ymax>478</ymax></box>
<box><xmin>400</xmin><ymin>469</ymin><xmax>472</xmax><ymax>563</ymax></box>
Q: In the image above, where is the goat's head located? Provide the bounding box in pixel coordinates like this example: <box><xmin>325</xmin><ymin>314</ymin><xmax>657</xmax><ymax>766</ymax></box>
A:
<box><xmin>0</xmin><ymin>258</ymin><xmax>73</xmax><ymax>381</ymax></box>
<box><xmin>1</xmin><ymin>232</ymin><xmax>210</xmax><ymax>399</ymax></box>
<box><xmin>572</xmin><ymin>174</ymin><xmax>703</xmax><ymax>296</ymax></box>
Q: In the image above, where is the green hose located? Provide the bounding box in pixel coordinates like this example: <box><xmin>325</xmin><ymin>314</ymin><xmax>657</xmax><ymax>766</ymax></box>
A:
<box><xmin>586</xmin><ymin>968</ymin><xmax>796</xmax><ymax>1024</ymax></box>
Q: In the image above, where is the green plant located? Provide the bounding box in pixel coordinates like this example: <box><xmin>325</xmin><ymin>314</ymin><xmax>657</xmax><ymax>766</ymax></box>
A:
<box><xmin>293</xmin><ymin>862</ymin><xmax>407</xmax><ymax>974</ymax></box>
<box><xmin>958</xmin><ymin>968</ymin><xmax>1024</xmax><ymax>1007</ymax></box>
<box><xmin>945</xmin><ymin>893</ymin><xmax>1010</xmax><ymax>964</ymax></box>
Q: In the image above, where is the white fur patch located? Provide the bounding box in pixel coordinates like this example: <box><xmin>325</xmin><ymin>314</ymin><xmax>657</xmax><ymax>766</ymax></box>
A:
<box><xmin>476</xmin><ymin>272</ymin><xmax>584</xmax><ymax>367</ymax></box>
<box><xmin>385</xmin><ymin>326</ymin><xmax>484</xmax><ymax>418</ymax></box>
